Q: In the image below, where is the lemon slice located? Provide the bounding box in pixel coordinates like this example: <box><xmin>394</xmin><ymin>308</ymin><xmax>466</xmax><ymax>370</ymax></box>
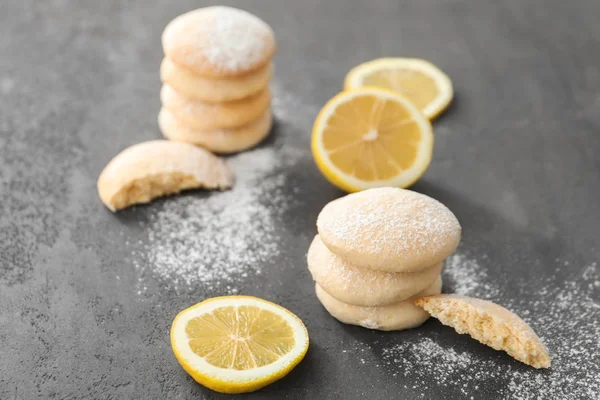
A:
<box><xmin>344</xmin><ymin>58</ymin><xmax>453</xmax><ymax>119</ymax></box>
<box><xmin>171</xmin><ymin>296</ymin><xmax>309</xmax><ymax>394</ymax></box>
<box><xmin>311</xmin><ymin>87</ymin><xmax>433</xmax><ymax>192</ymax></box>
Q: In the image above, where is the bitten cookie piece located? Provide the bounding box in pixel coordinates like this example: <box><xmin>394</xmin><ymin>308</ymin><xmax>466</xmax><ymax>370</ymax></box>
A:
<box><xmin>97</xmin><ymin>140</ymin><xmax>233</xmax><ymax>211</ymax></box>
<box><xmin>317</xmin><ymin>187</ymin><xmax>461</xmax><ymax>272</ymax></box>
<box><xmin>413</xmin><ymin>294</ymin><xmax>551</xmax><ymax>368</ymax></box>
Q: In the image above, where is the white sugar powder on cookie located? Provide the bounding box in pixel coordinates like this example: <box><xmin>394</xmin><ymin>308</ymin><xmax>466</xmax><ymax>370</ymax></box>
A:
<box><xmin>162</xmin><ymin>6</ymin><xmax>276</xmax><ymax>76</ymax></box>
<box><xmin>317</xmin><ymin>187</ymin><xmax>461</xmax><ymax>272</ymax></box>
<box><xmin>200</xmin><ymin>7</ymin><xmax>274</xmax><ymax>74</ymax></box>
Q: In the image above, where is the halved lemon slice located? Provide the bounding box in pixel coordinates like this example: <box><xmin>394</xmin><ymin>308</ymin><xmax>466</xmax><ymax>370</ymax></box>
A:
<box><xmin>311</xmin><ymin>87</ymin><xmax>433</xmax><ymax>192</ymax></box>
<box><xmin>344</xmin><ymin>58</ymin><xmax>453</xmax><ymax>119</ymax></box>
<box><xmin>171</xmin><ymin>296</ymin><xmax>309</xmax><ymax>394</ymax></box>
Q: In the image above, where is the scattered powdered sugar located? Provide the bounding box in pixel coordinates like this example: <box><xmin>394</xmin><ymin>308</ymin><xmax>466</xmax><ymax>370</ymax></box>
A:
<box><xmin>133</xmin><ymin>145</ymin><xmax>301</xmax><ymax>293</ymax></box>
<box><xmin>271</xmin><ymin>82</ymin><xmax>306</xmax><ymax>128</ymax></box>
<box><xmin>444</xmin><ymin>252</ymin><xmax>500</xmax><ymax>298</ymax></box>
<box><xmin>270</xmin><ymin>80</ymin><xmax>319</xmax><ymax>132</ymax></box>
<box><xmin>382</xmin><ymin>338</ymin><xmax>473</xmax><ymax>382</ymax></box>
<box><xmin>165</xmin><ymin>6</ymin><xmax>274</xmax><ymax>75</ymax></box>
<box><xmin>378</xmin><ymin>253</ymin><xmax>600</xmax><ymax>399</ymax></box>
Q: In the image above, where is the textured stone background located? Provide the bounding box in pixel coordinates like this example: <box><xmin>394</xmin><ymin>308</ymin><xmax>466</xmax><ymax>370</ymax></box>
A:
<box><xmin>1</xmin><ymin>0</ymin><xmax>599</xmax><ymax>399</ymax></box>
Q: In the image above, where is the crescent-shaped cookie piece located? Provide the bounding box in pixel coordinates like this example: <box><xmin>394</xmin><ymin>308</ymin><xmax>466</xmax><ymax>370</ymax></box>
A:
<box><xmin>413</xmin><ymin>294</ymin><xmax>551</xmax><ymax>368</ymax></box>
<box><xmin>97</xmin><ymin>140</ymin><xmax>233</xmax><ymax>211</ymax></box>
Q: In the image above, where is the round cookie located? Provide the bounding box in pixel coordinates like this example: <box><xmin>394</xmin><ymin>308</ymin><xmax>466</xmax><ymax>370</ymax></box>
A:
<box><xmin>160</xmin><ymin>58</ymin><xmax>272</xmax><ymax>103</ymax></box>
<box><xmin>162</xmin><ymin>6</ymin><xmax>276</xmax><ymax>78</ymax></box>
<box><xmin>308</xmin><ymin>234</ymin><xmax>443</xmax><ymax>307</ymax></box>
<box><xmin>317</xmin><ymin>187</ymin><xmax>461</xmax><ymax>273</ymax></box>
<box><xmin>316</xmin><ymin>276</ymin><xmax>442</xmax><ymax>331</ymax></box>
<box><xmin>159</xmin><ymin>107</ymin><xmax>272</xmax><ymax>154</ymax></box>
<box><xmin>161</xmin><ymin>84</ymin><xmax>271</xmax><ymax>130</ymax></box>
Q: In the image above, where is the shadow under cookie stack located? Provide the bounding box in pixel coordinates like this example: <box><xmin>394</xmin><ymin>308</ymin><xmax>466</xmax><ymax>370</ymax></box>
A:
<box><xmin>158</xmin><ymin>6</ymin><xmax>276</xmax><ymax>154</ymax></box>
<box><xmin>309</xmin><ymin>187</ymin><xmax>462</xmax><ymax>331</ymax></box>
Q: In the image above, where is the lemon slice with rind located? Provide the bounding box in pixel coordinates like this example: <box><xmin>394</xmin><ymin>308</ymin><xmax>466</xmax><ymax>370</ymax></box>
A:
<box><xmin>312</xmin><ymin>87</ymin><xmax>433</xmax><ymax>192</ymax></box>
<box><xmin>171</xmin><ymin>296</ymin><xmax>309</xmax><ymax>394</ymax></box>
<box><xmin>344</xmin><ymin>58</ymin><xmax>453</xmax><ymax>119</ymax></box>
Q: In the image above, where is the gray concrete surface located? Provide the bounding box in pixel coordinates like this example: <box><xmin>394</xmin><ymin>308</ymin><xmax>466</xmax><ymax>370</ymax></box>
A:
<box><xmin>1</xmin><ymin>0</ymin><xmax>599</xmax><ymax>399</ymax></box>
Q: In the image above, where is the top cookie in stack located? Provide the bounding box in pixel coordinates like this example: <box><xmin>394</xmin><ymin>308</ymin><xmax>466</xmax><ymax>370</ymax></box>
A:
<box><xmin>159</xmin><ymin>6</ymin><xmax>275</xmax><ymax>154</ymax></box>
<box><xmin>309</xmin><ymin>187</ymin><xmax>461</xmax><ymax>331</ymax></box>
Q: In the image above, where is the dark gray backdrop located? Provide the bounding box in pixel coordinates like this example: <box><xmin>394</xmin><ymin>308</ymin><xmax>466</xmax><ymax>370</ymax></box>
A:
<box><xmin>1</xmin><ymin>0</ymin><xmax>599</xmax><ymax>399</ymax></box>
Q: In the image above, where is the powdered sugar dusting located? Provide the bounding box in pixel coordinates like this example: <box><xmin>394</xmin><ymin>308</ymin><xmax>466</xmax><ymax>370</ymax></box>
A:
<box><xmin>444</xmin><ymin>252</ymin><xmax>500</xmax><ymax>298</ymax></box>
<box><xmin>359</xmin><ymin>319</ymin><xmax>380</xmax><ymax>330</ymax></box>
<box><xmin>164</xmin><ymin>6</ymin><xmax>274</xmax><ymax>75</ymax></box>
<box><xmin>133</xmin><ymin>145</ymin><xmax>301</xmax><ymax>293</ymax></box>
<box><xmin>308</xmin><ymin>235</ymin><xmax>443</xmax><ymax>305</ymax></box>
<box><xmin>318</xmin><ymin>187</ymin><xmax>461</xmax><ymax>269</ymax></box>
<box><xmin>377</xmin><ymin>254</ymin><xmax>600</xmax><ymax>399</ymax></box>
<box><xmin>383</xmin><ymin>338</ymin><xmax>473</xmax><ymax>382</ymax></box>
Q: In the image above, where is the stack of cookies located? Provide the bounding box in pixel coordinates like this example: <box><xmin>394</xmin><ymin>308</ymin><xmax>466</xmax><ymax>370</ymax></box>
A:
<box><xmin>159</xmin><ymin>6</ymin><xmax>276</xmax><ymax>154</ymax></box>
<box><xmin>308</xmin><ymin>187</ymin><xmax>461</xmax><ymax>331</ymax></box>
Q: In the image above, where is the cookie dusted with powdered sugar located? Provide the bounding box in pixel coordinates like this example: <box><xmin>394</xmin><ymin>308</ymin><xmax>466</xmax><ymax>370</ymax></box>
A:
<box><xmin>160</xmin><ymin>58</ymin><xmax>272</xmax><ymax>103</ymax></box>
<box><xmin>160</xmin><ymin>84</ymin><xmax>271</xmax><ymax>131</ymax></box>
<box><xmin>159</xmin><ymin>108</ymin><xmax>272</xmax><ymax>154</ymax></box>
<box><xmin>317</xmin><ymin>187</ymin><xmax>461</xmax><ymax>273</ymax></box>
<box><xmin>308</xmin><ymin>234</ymin><xmax>443</xmax><ymax>307</ymax></box>
<box><xmin>162</xmin><ymin>6</ymin><xmax>276</xmax><ymax>78</ymax></box>
<box><xmin>316</xmin><ymin>276</ymin><xmax>442</xmax><ymax>331</ymax></box>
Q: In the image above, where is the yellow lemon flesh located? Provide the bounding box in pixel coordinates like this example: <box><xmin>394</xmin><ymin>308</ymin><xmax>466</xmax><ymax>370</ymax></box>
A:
<box><xmin>312</xmin><ymin>87</ymin><xmax>433</xmax><ymax>192</ymax></box>
<box><xmin>345</xmin><ymin>58</ymin><xmax>453</xmax><ymax>119</ymax></box>
<box><xmin>171</xmin><ymin>296</ymin><xmax>309</xmax><ymax>394</ymax></box>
